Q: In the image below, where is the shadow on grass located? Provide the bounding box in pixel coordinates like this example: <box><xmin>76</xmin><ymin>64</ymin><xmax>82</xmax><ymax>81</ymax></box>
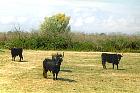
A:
<box><xmin>19</xmin><ymin>60</ymin><xmax>28</xmax><ymax>62</ymax></box>
<box><xmin>13</xmin><ymin>60</ymin><xmax>28</xmax><ymax>62</ymax></box>
<box><xmin>43</xmin><ymin>76</ymin><xmax>76</xmax><ymax>82</ymax></box>
<box><xmin>103</xmin><ymin>68</ymin><xmax>125</xmax><ymax>70</ymax></box>
<box><xmin>58</xmin><ymin>78</ymin><xmax>77</xmax><ymax>82</ymax></box>
<box><xmin>61</xmin><ymin>69</ymin><xmax>72</xmax><ymax>73</ymax></box>
<box><xmin>117</xmin><ymin>68</ymin><xmax>125</xmax><ymax>70</ymax></box>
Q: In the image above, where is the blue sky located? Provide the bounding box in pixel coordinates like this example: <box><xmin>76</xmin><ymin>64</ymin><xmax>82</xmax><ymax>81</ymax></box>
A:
<box><xmin>0</xmin><ymin>0</ymin><xmax>140</xmax><ymax>34</ymax></box>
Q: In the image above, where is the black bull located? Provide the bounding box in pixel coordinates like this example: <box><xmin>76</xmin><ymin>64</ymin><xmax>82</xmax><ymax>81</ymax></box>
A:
<box><xmin>101</xmin><ymin>53</ymin><xmax>123</xmax><ymax>69</ymax></box>
<box><xmin>11</xmin><ymin>48</ymin><xmax>23</xmax><ymax>61</ymax></box>
<box><xmin>43</xmin><ymin>53</ymin><xmax>64</xmax><ymax>80</ymax></box>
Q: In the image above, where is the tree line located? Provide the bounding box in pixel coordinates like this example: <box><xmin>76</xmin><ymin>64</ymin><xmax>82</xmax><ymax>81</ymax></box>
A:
<box><xmin>0</xmin><ymin>13</ymin><xmax>140</xmax><ymax>52</ymax></box>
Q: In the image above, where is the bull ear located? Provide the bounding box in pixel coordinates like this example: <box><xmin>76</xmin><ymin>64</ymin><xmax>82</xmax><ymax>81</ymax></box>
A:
<box><xmin>52</xmin><ymin>53</ymin><xmax>56</xmax><ymax>58</ymax></box>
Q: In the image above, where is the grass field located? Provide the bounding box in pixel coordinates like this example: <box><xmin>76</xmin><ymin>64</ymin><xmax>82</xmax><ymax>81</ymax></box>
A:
<box><xmin>0</xmin><ymin>50</ymin><xmax>140</xmax><ymax>93</ymax></box>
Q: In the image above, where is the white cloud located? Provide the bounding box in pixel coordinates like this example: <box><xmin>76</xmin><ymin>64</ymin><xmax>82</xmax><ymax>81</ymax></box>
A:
<box><xmin>0</xmin><ymin>16</ymin><xmax>15</xmax><ymax>24</ymax></box>
<box><xmin>117</xmin><ymin>18</ymin><xmax>128</xmax><ymax>26</ymax></box>
<box><xmin>0</xmin><ymin>0</ymin><xmax>139</xmax><ymax>33</ymax></box>
<box><xmin>0</xmin><ymin>16</ymin><xmax>28</xmax><ymax>24</ymax></box>
<box><xmin>100</xmin><ymin>15</ymin><xmax>140</xmax><ymax>33</ymax></box>
<box><xmin>73</xmin><ymin>8</ymin><xmax>83</xmax><ymax>14</ymax></box>
<box><xmin>73</xmin><ymin>17</ymin><xmax>84</xmax><ymax>27</ymax></box>
<box><xmin>17</xmin><ymin>17</ymin><xmax>27</xmax><ymax>23</ymax></box>
<box><xmin>84</xmin><ymin>16</ymin><xmax>95</xmax><ymax>24</ymax></box>
<box><xmin>103</xmin><ymin>16</ymin><xmax>117</xmax><ymax>27</ymax></box>
<box><xmin>106</xmin><ymin>17</ymin><xmax>129</xmax><ymax>27</ymax></box>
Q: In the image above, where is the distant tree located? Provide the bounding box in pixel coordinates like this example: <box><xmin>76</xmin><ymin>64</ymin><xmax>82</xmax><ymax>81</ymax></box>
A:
<box><xmin>100</xmin><ymin>33</ymin><xmax>106</xmax><ymax>36</ymax></box>
<box><xmin>40</xmin><ymin>13</ymin><xmax>71</xmax><ymax>35</ymax></box>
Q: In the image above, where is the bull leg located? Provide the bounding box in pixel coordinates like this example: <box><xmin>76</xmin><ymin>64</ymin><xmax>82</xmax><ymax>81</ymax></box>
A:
<box><xmin>12</xmin><ymin>56</ymin><xmax>15</xmax><ymax>61</ymax></box>
<box><xmin>19</xmin><ymin>55</ymin><xmax>23</xmax><ymax>62</ymax></box>
<box><xmin>56</xmin><ymin>73</ymin><xmax>58</xmax><ymax>80</ymax></box>
<box><xmin>104</xmin><ymin>65</ymin><xmax>106</xmax><ymax>69</ymax></box>
<box><xmin>102</xmin><ymin>61</ymin><xmax>106</xmax><ymax>69</ymax></box>
<box><xmin>12</xmin><ymin>57</ymin><xmax>13</xmax><ymax>61</ymax></box>
<box><xmin>53</xmin><ymin>73</ymin><xmax>55</xmax><ymax>80</ymax></box>
<box><xmin>19</xmin><ymin>57</ymin><xmax>21</xmax><ymax>62</ymax></box>
<box><xmin>113</xmin><ymin>63</ymin><xmax>115</xmax><ymax>69</ymax></box>
<box><xmin>13</xmin><ymin>56</ymin><xmax>16</xmax><ymax>61</ymax></box>
<box><xmin>102</xmin><ymin>64</ymin><xmax>106</xmax><ymax>69</ymax></box>
<box><xmin>43</xmin><ymin>69</ymin><xmax>47</xmax><ymax>78</ymax></box>
<box><xmin>117</xmin><ymin>64</ymin><xmax>118</xmax><ymax>70</ymax></box>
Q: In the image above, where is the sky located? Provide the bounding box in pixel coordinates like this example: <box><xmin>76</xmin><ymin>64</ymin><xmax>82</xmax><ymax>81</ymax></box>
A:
<box><xmin>0</xmin><ymin>0</ymin><xmax>140</xmax><ymax>34</ymax></box>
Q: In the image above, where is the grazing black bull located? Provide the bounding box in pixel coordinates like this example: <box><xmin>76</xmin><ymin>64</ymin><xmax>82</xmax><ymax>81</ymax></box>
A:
<box><xmin>101</xmin><ymin>53</ymin><xmax>123</xmax><ymax>69</ymax></box>
<box><xmin>11</xmin><ymin>48</ymin><xmax>23</xmax><ymax>62</ymax></box>
<box><xmin>43</xmin><ymin>52</ymin><xmax>64</xmax><ymax>80</ymax></box>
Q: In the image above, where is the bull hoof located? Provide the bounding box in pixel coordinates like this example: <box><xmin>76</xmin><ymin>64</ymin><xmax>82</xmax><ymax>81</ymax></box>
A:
<box><xmin>53</xmin><ymin>78</ymin><xmax>56</xmax><ymax>80</ymax></box>
<box><xmin>43</xmin><ymin>75</ymin><xmax>47</xmax><ymax>78</ymax></box>
<box><xmin>43</xmin><ymin>74</ymin><xmax>47</xmax><ymax>78</ymax></box>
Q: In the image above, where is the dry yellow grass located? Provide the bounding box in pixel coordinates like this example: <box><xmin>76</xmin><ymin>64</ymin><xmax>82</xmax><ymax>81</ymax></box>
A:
<box><xmin>0</xmin><ymin>50</ymin><xmax>140</xmax><ymax>93</ymax></box>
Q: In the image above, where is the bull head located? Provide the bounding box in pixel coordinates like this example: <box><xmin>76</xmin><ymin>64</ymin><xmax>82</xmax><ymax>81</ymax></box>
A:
<box><xmin>52</xmin><ymin>52</ymin><xmax>64</xmax><ymax>59</ymax></box>
<box><xmin>56</xmin><ymin>52</ymin><xmax>64</xmax><ymax>58</ymax></box>
<box><xmin>115</xmin><ymin>52</ymin><xmax>123</xmax><ymax>57</ymax></box>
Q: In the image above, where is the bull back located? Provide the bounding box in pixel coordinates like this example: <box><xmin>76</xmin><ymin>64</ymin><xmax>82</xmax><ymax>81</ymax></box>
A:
<box><xmin>43</xmin><ymin>52</ymin><xmax>64</xmax><ymax>80</ymax></box>
<box><xmin>101</xmin><ymin>53</ymin><xmax>123</xmax><ymax>69</ymax></box>
<box><xmin>11</xmin><ymin>48</ymin><xmax>23</xmax><ymax>61</ymax></box>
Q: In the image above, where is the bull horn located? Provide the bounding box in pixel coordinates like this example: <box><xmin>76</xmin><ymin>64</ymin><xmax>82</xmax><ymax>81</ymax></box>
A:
<box><xmin>121</xmin><ymin>51</ymin><xmax>124</xmax><ymax>56</ymax></box>
<box><xmin>57</xmin><ymin>52</ymin><xmax>58</xmax><ymax>55</ymax></box>
<box><xmin>62</xmin><ymin>52</ymin><xmax>64</xmax><ymax>58</ymax></box>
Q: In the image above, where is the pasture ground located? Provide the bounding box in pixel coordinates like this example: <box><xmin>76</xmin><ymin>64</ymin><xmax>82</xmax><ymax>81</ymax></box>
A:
<box><xmin>0</xmin><ymin>50</ymin><xmax>140</xmax><ymax>93</ymax></box>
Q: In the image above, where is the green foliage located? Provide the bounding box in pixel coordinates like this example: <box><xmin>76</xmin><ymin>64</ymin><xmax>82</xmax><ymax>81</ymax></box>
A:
<box><xmin>0</xmin><ymin>31</ymin><xmax>140</xmax><ymax>52</ymax></box>
<box><xmin>97</xmin><ymin>37</ymin><xmax>140</xmax><ymax>52</ymax></box>
<box><xmin>2</xmin><ymin>34</ymin><xmax>72</xmax><ymax>50</ymax></box>
<box><xmin>0</xmin><ymin>41</ymin><xmax>5</xmax><ymax>48</ymax></box>
<box><xmin>71</xmin><ymin>42</ymin><xmax>95</xmax><ymax>51</ymax></box>
<box><xmin>40</xmin><ymin>13</ymin><xmax>70</xmax><ymax>34</ymax></box>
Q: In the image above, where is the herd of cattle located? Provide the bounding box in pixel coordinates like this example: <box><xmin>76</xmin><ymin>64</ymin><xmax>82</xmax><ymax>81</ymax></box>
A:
<box><xmin>10</xmin><ymin>48</ymin><xmax>123</xmax><ymax>80</ymax></box>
